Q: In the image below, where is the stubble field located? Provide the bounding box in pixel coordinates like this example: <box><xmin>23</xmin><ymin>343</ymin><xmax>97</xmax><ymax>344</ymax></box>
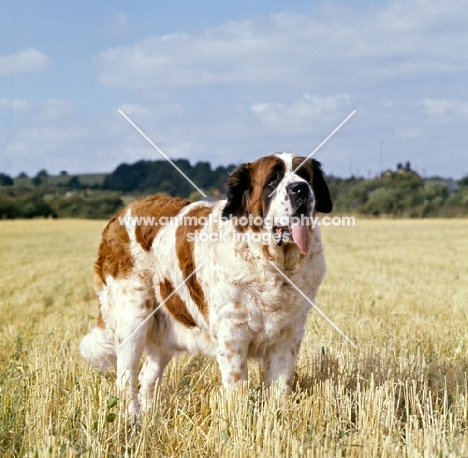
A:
<box><xmin>0</xmin><ymin>218</ymin><xmax>467</xmax><ymax>457</ymax></box>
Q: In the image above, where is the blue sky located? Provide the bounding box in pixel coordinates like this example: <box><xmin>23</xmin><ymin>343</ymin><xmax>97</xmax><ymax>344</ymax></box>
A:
<box><xmin>1</xmin><ymin>0</ymin><xmax>467</xmax><ymax>179</ymax></box>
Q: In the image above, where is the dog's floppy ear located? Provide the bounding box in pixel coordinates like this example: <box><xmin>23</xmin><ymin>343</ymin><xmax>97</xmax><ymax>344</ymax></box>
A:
<box><xmin>310</xmin><ymin>159</ymin><xmax>333</xmax><ymax>213</ymax></box>
<box><xmin>222</xmin><ymin>163</ymin><xmax>251</xmax><ymax>219</ymax></box>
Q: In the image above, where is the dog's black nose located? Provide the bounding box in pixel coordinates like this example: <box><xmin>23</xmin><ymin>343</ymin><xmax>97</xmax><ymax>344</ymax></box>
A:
<box><xmin>287</xmin><ymin>181</ymin><xmax>310</xmax><ymax>198</ymax></box>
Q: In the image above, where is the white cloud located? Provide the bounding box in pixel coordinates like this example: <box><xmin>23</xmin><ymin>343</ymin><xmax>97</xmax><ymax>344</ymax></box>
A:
<box><xmin>0</xmin><ymin>99</ymin><xmax>88</xmax><ymax>175</ymax></box>
<box><xmin>251</xmin><ymin>94</ymin><xmax>352</xmax><ymax>134</ymax></box>
<box><xmin>0</xmin><ymin>99</ymin><xmax>30</xmax><ymax>111</ymax></box>
<box><xmin>0</xmin><ymin>99</ymin><xmax>198</xmax><ymax>176</ymax></box>
<box><xmin>2</xmin><ymin>1</ymin><xmax>468</xmax><ymax>179</ymax></box>
<box><xmin>252</xmin><ymin>94</ymin><xmax>351</xmax><ymax>120</ymax></box>
<box><xmin>0</xmin><ymin>49</ymin><xmax>49</xmax><ymax>77</ymax></box>
<box><xmin>17</xmin><ymin>126</ymin><xmax>85</xmax><ymax>143</ymax></box>
<box><xmin>395</xmin><ymin>127</ymin><xmax>424</xmax><ymax>139</ymax></box>
<box><xmin>37</xmin><ymin>100</ymin><xmax>75</xmax><ymax>121</ymax></box>
<box><xmin>419</xmin><ymin>99</ymin><xmax>468</xmax><ymax>117</ymax></box>
<box><xmin>102</xmin><ymin>13</ymin><xmax>131</xmax><ymax>36</ymax></box>
<box><xmin>95</xmin><ymin>1</ymin><xmax>468</xmax><ymax>89</ymax></box>
<box><xmin>118</xmin><ymin>103</ymin><xmax>154</xmax><ymax>120</ymax></box>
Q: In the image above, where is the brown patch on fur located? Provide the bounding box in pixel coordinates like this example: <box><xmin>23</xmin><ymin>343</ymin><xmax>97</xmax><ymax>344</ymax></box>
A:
<box><xmin>159</xmin><ymin>278</ymin><xmax>196</xmax><ymax>328</ymax></box>
<box><xmin>94</xmin><ymin>207</ymin><xmax>134</xmax><ymax>290</ymax></box>
<box><xmin>230</xmin><ymin>372</ymin><xmax>242</xmax><ymax>383</ymax></box>
<box><xmin>291</xmin><ymin>156</ymin><xmax>313</xmax><ymax>183</ymax></box>
<box><xmin>175</xmin><ymin>205</ymin><xmax>211</xmax><ymax>320</ymax></box>
<box><xmin>133</xmin><ymin>194</ymin><xmax>190</xmax><ymax>251</ymax></box>
<box><xmin>145</xmin><ymin>299</ymin><xmax>153</xmax><ymax>309</ymax></box>
<box><xmin>97</xmin><ymin>311</ymin><xmax>105</xmax><ymax>329</ymax></box>
<box><xmin>283</xmin><ymin>243</ymin><xmax>302</xmax><ymax>269</ymax></box>
<box><xmin>94</xmin><ymin>194</ymin><xmax>189</xmax><ymax>331</ymax></box>
<box><xmin>222</xmin><ymin>155</ymin><xmax>285</xmax><ymax>232</ymax></box>
<box><xmin>262</xmin><ymin>244</ymin><xmax>272</xmax><ymax>259</ymax></box>
<box><xmin>248</xmin><ymin>156</ymin><xmax>284</xmax><ymax>232</ymax></box>
<box><xmin>94</xmin><ymin>194</ymin><xmax>190</xmax><ymax>289</ymax></box>
<box><xmin>224</xmin><ymin>341</ymin><xmax>235</xmax><ymax>351</ymax></box>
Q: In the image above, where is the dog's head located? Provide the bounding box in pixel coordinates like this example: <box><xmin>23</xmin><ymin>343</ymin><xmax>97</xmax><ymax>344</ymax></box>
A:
<box><xmin>222</xmin><ymin>152</ymin><xmax>332</xmax><ymax>254</ymax></box>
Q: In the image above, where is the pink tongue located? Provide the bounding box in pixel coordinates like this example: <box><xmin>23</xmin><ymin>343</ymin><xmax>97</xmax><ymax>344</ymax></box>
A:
<box><xmin>291</xmin><ymin>223</ymin><xmax>310</xmax><ymax>255</ymax></box>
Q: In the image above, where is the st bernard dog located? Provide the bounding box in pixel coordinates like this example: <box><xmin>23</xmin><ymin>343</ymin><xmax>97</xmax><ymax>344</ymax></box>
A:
<box><xmin>80</xmin><ymin>152</ymin><xmax>332</xmax><ymax>415</ymax></box>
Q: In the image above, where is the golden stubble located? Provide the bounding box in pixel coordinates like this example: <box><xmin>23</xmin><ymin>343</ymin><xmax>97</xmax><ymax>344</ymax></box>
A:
<box><xmin>0</xmin><ymin>217</ymin><xmax>467</xmax><ymax>457</ymax></box>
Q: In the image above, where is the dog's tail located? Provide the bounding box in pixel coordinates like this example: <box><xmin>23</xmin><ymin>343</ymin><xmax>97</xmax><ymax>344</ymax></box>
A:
<box><xmin>80</xmin><ymin>326</ymin><xmax>116</xmax><ymax>371</ymax></box>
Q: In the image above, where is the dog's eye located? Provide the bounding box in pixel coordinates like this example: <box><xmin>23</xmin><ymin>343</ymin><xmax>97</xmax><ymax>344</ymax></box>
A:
<box><xmin>295</xmin><ymin>166</ymin><xmax>311</xmax><ymax>183</ymax></box>
<box><xmin>266</xmin><ymin>172</ymin><xmax>278</xmax><ymax>187</ymax></box>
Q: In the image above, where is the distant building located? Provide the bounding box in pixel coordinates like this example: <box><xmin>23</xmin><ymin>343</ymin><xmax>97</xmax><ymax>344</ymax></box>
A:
<box><xmin>444</xmin><ymin>179</ymin><xmax>460</xmax><ymax>193</ymax></box>
<box><xmin>382</xmin><ymin>161</ymin><xmax>419</xmax><ymax>178</ymax></box>
<box><xmin>427</xmin><ymin>178</ymin><xmax>460</xmax><ymax>194</ymax></box>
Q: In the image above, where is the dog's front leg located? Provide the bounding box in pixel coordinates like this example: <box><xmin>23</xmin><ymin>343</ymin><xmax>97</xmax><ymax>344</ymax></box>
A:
<box><xmin>215</xmin><ymin>307</ymin><xmax>250</xmax><ymax>387</ymax></box>
<box><xmin>263</xmin><ymin>328</ymin><xmax>304</xmax><ymax>394</ymax></box>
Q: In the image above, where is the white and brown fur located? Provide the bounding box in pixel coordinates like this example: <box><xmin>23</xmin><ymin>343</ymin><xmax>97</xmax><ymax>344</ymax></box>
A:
<box><xmin>80</xmin><ymin>152</ymin><xmax>333</xmax><ymax>415</ymax></box>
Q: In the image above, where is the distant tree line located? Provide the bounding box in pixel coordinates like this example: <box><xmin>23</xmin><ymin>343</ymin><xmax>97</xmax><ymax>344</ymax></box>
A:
<box><xmin>0</xmin><ymin>173</ymin><xmax>14</xmax><ymax>186</ymax></box>
<box><xmin>0</xmin><ymin>188</ymin><xmax>56</xmax><ymax>219</ymax></box>
<box><xmin>0</xmin><ymin>159</ymin><xmax>236</xmax><ymax>219</ymax></box>
<box><xmin>0</xmin><ymin>186</ymin><xmax>124</xmax><ymax>220</ymax></box>
<box><xmin>328</xmin><ymin>168</ymin><xmax>468</xmax><ymax>217</ymax></box>
<box><xmin>102</xmin><ymin>159</ymin><xmax>235</xmax><ymax>197</ymax></box>
<box><xmin>0</xmin><ymin>159</ymin><xmax>467</xmax><ymax>219</ymax></box>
